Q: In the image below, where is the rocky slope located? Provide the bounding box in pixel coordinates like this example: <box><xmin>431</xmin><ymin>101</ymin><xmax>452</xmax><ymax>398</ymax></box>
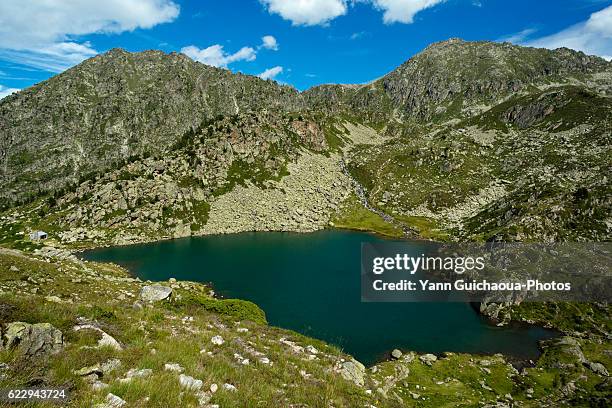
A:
<box><xmin>304</xmin><ymin>38</ymin><xmax>611</xmax><ymax>125</ymax></box>
<box><xmin>1</xmin><ymin>39</ymin><xmax>610</xmax><ymax>247</ymax></box>
<box><xmin>0</xmin><ymin>49</ymin><xmax>302</xmax><ymax>206</ymax></box>
<box><xmin>346</xmin><ymin>85</ymin><xmax>612</xmax><ymax>241</ymax></box>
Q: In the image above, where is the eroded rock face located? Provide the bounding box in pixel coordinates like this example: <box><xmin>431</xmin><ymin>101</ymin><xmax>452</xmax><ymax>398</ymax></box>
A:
<box><xmin>1</xmin><ymin>322</ymin><xmax>63</xmax><ymax>358</ymax></box>
<box><xmin>139</xmin><ymin>285</ymin><xmax>172</xmax><ymax>302</ymax></box>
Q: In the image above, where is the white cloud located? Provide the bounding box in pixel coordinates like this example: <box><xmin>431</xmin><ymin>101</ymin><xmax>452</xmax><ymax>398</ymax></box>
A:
<box><xmin>260</xmin><ymin>0</ymin><xmax>448</xmax><ymax>26</ymax></box>
<box><xmin>370</xmin><ymin>0</ymin><xmax>446</xmax><ymax>24</ymax></box>
<box><xmin>260</xmin><ymin>0</ymin><xmax>347</xmax><ymax>26</ymax></box>
<box><xmin>0</xmin><ymin>84</ymin><xmax>20</xmax><ymax>99</ymax></box>
<box><xmin>0</xmin><ymin>0</ymin><xmax>179</xmax><ymax>72</ymax></box>
<box><xmin>258</xmin><ymin>66</ymin><xmax>284</xmax><ymax>80</ymax></box>
<box><xmin>0</xmin><ymin>42</ymin><xmax>99</xmax><ymax>73</ymax></box>
<box><xmin>497</xmin><ymin>28</ymin><xmax>537</xmax><ymax>44</ymax></box>
<box><xmin>183</xmin><ymin>35</ymin><xmax>280</xmax><ymax>68</ymax></box>
<box><xmin>526</xmin><ymin>5</ymin><xmax>612</xmax><ymax>60</ymax></box>
<box><xmin>181</xmin><ymin>45</ymin><xmax>257</xmax><ymax>67</ymax></box>
<box><xmin>261</xmin><ymin>35</ymin><xmax>279</xmax><ymax>50</ymax></box>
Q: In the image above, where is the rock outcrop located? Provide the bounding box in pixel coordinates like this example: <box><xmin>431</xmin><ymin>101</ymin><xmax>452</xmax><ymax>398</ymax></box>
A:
<box><xmin>140</xmin><ymin>285</ymin><xmax>172</xmax><ymax>302</ymax></box>
<box><xmin>1</xmin><ymin>321</ymin><xmax>63</xmax><ymax>358</ymax></box>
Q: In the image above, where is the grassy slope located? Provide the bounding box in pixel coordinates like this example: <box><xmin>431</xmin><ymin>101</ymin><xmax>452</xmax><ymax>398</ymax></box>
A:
<box><xmin>1</xmin><ymin>248</ymin><xmax>610</xmax><ymax>407</ymax></box>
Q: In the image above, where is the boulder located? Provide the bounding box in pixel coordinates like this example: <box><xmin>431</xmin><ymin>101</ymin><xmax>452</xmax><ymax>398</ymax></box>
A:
<box><xmin>2</xmin><ymin>322</ymin><xmax>63</xmax><ymax>358</ymax></box>
<box><xmin>586</xmin><ymin>361</ymin><xmax>609</xmax><ymax>377</ymax></box>
<box><xmin>338</xmin><ymin>359</ymin><xmax>366</xmax><ymax>387</ymax></box>
<box><xmin>164</xmin><ymin>363</ymin><xmax>184</xmax><ymax>373</ymax></box>
<box><xmin>391</xmin><ymin>349</ymin><xmax>402</xmax><ymax>359</ymax></box>
<box><xmin>223</xmin><ymin>383</ymin><xmax>237</xmax><ymax>392</ymax></box>
<box><xmin>73</xmin><ymin>324</ymin><xmax>122</xmax><ymax>351</ymax></box>
<box><xmin>419</xmin><ymin>354</ymin><xmax>438</xmax><ymax>366</ymax></box>
<box><xmin>94</xmin><ymin>393</ymin><xmax>126</xmax><ymax>408</ymax></box>
<box><xmin>139</xmin><ymin>285</ymin><xmax>172</xmax><ymax>302</ymax></box>
<box><xmin>125</xmin><ymin>368</ymin><xmax>152</xmax><ymax>379</ymax></box>
<box><xmin>211</xmin><ymin>335</ymin><xmax>224</xmax><ymax>345</ymax></box>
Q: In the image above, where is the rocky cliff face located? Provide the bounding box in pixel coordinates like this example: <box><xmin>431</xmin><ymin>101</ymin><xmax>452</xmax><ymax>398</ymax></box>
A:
<box><xmin>0</xmin><ymin>49</ymin><xmax>303</xmax><ymax>206</ymax></box>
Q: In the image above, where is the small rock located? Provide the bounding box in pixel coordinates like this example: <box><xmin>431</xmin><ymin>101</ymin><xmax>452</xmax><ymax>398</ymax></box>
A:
<box><xmin>9</xmin><ymin>265</ymin><xmax>19</xmax><ymax>272</ymax></box>
<box><xmin>179</xmin><ymin>374</ymin><xmax>203</xmax><ymax>390</ymax></box>
<box><xmin>338</xmin><ymin>359</ymin><xmax>366</xmax><ymax>387</ymax></box>
<box><xmin>391</xmin><ymin>349</ymin><xmax>402</xmax><ymax>359</ymax></box>
<box><xmin>92</xmin><ymin>381</ymin><xmax>109</xmax><ymax>391</ymax></box>
<box><xmin>98</xmin><ymin>332</ymin><xmax>123</xmax><ymax>350</ymax></box>
<box><xmin>73</xmin><ymin>324</ymin><xmax>122</xmax><ymax>351</ymax></box>
<box><xmin>101</xmin><ymin>359</ymin><xmax>121</xmax><ymax>374</ymax></box>
<box><xmin>211</xmin><ymin>335</ymin><xmax>224</xmax><ymax>345</ymax></box>
<box><xmin>96</xmin><ymin>393</ymin><xmax>126</xmax><ymax>408</ymax></box>
<box><xmin>83</xmin><ymin>373</ymin><xmax>99</xmax><ymax>383</ymax></box>
<box><xmin>223</xmin><ymin>383</ymin><xmax>237</xmax><ymax>392</ymax></box>
<box><xmin>210</xmin><ymin>383</ymin><xmax>218</xmax><ymax>393</ymax></box>
<box><xmin>479</xmin><ymin>380</ymin><xmax>493</xmax><ymax>391</ymax></box>
<box><xmin>74</xmin><ymin>364</ymin><xmax>102</xmax><ymax>377</ymax></box>
<box><xmin>164</xmin><ymin>363</ymin><xmax>184</xmax><ymax>373</ymax></box>
<box><xmin>305</xmin><ymin>345</ymin><xmax>318</xmax><ymax>355</ymax></box>
<box><xmin>125</xmin><ymin>368</ymin><xmax>152</xmax><ymax>379</ymax></box>
<box><xmin>195</xmin><ymin>390</ymin><xmax>212</xmax><ymax>405</ymax></box>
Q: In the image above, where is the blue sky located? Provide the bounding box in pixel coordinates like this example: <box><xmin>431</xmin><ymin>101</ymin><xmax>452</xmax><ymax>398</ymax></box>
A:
<box><xmin>0</xmin><ymin>0</ymin><xmax>611</xmax><ymax>98</ymax></box>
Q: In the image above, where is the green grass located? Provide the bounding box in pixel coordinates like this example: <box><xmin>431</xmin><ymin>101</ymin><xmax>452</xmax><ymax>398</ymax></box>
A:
<box><xmin>170</xmin><ymin>294</ymin><xmax>267</xmax><ymax>325</ymax></box>
<box><xmin>331</xmin><ymin>195</ymin><xmax>403</xmax><ymax>238</ymax></box>
<box><xmin>396</xmin><ymin>215</ymin><xmax>450</xmax><ymax>241</ymax></box>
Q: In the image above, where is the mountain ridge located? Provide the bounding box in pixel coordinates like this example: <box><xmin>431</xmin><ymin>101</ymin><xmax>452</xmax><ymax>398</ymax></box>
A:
<box><xmin>0</xmin><ymin>38</ymin><xmax>610</xmax><ymax>222</ymax></box>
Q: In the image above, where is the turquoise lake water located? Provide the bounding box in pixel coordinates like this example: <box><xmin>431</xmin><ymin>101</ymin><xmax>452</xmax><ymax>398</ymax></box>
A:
<box><xmin>83</xmin><ymin>230</ymin><xmax>557</xmax><ymax>365</ymax></box>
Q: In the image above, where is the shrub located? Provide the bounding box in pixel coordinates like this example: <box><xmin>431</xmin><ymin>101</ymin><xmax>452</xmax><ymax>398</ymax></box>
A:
<box><xmin>173</xmin><ymin>294</ymin><xmax>266</xmax><ymax>324</ymax></box>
